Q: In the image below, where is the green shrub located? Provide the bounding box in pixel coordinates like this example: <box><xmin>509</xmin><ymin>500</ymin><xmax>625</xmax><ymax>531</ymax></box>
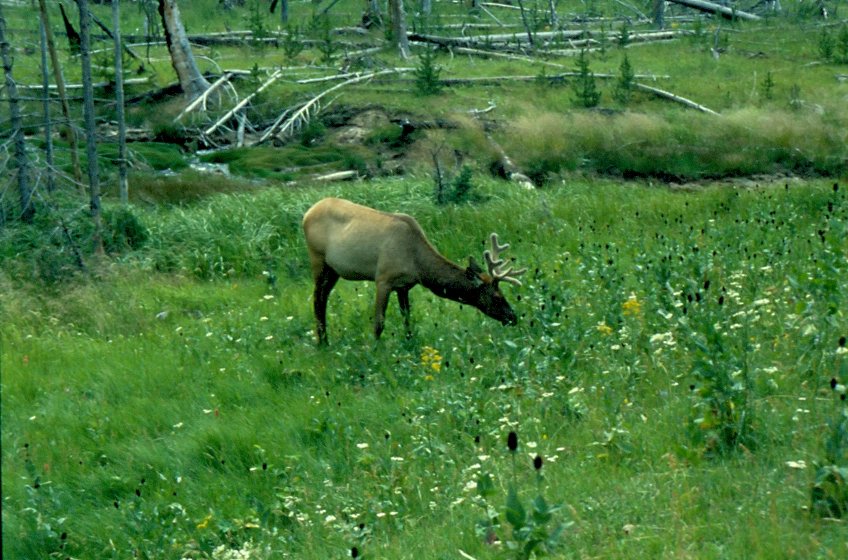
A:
<box><xmin>571</xmin><ymin>49</ymin><xmax>601</xmax><ymax>108</ymax></box>
<box><xmin>414</xmin><ymin>48</ymin><xmax>443</xmax><ymax>96</ymax></box>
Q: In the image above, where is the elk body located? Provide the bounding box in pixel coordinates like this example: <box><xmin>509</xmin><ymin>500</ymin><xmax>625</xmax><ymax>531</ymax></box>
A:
<box><xmin>302</xmin><ymin>197</ymin><xmax>525</xmax><ymax>344</ymax></box>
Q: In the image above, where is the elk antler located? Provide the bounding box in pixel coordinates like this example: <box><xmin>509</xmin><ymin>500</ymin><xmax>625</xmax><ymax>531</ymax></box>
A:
<box><xmin>483</xmin><ymin>233</ymin><xmax>527</xmax><ymax>286</ymax></box>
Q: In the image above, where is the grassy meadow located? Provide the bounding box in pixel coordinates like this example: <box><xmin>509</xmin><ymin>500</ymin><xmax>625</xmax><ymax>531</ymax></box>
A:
<box><xmin>2</xmin><ymin>0</ymin><xmax>848</xmax><ymax>558</ymax></box>
<box><xmin>2</xmin><ymin>177</ymin><xmax>847</xmax><ymax>558</ymax></box>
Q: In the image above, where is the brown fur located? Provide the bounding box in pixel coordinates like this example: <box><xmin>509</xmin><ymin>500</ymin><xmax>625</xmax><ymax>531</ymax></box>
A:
<box><xmin>302</xmin><ymin>197</ymin><xmax>519</xmax><ymax>344</ymax></box>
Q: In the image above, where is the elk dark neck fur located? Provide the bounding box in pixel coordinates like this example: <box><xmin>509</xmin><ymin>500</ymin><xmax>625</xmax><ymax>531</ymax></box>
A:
<box><xmin>416</xmin><ymin>248</ymin><xmax>480</xmax><ymax>304</ymax></box>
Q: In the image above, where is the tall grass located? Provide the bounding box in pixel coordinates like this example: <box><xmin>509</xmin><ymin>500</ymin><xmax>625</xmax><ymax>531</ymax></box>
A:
<box><xmin>506</xmin><ymin>106</ymin><xmax>848</xmax><ymax>183</ymax></box>
<box><xmin>3</xmin><ymin>177</ymin><xmax>846</xmax><ymax>559</ymax></box>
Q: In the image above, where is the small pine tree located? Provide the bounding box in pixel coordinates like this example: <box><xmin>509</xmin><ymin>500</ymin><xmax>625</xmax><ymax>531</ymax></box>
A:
<box><xmin>760</xmin><ymin>70</ymin><xmax>775</xmax><ymax>101</ymax></box>
<box><xmin>414</xmin><ymin>48</ymin><xmax>443</xmax><ymax>96</ymax></box>
<box><xmin>819</xmin><ymin>28</ymin><xmax>834</xmax><ymax>62</ymax></box>
<box><xmin>617</xmin><ymin>22</ymin><xmax>630</xmax><ymax>48</ymax></box>
<box><xmin>612</xmin><ymin>53</ymin><xmax>635</xmax><ymax>105</ymax></box>
<box><xmin>572</xmin><ymin>49</ymin><xmax>601</xmax><ymax>108</ymax></box>
<box><xmin>837</xmin><ymin>24</ymin><xmax>848</xmax><ymax>63</ymax></box>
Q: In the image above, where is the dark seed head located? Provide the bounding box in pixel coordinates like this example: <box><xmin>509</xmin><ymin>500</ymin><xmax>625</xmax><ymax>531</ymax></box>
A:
<box><xmin>351</xmin><ymin>546</ymin><xmax>359</xmax><ymax>558</ymax></box>
<box><xmin>507</xmin><ymin>431</ymin><xmax>518</xmax><ymax>452</ymax></box>
<box><xmin>533</xmin><ymin>455</ymin><xmax>543</xmax><ymax>471</ymax></box>
<box><xmin>831</xmin><ymin>378</ymin><xmax>838</xmax><ymax>389</ymax></box>
<box><xmin>839</xmin><ymin>336</ymin><xmax>846</xmax><ymax>348</ymax></box>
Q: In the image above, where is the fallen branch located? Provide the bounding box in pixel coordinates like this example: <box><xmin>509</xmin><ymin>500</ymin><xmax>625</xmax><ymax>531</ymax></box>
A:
<box><xmin>273</xmin><ymin>69</ymin><xmax>413</xmax><ymax>141</ymax></box>
<box><xmin>175</xmin><ymin>72</ymin><xmax>234</xmax><ymax>121</ymax></box>
<box><xmin>204</xmin><ymin>70</ymin><xmax>283</xmax><ymax>137</ymax></box>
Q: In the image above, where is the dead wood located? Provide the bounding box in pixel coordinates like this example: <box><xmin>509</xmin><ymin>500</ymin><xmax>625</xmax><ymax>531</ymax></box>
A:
<box><xmin>270</xmin><ymin>69</ymin><xmax>414</xmax><ymax>143</ymax></box>
<box><xmin>665</xmin><ymin>0</ymin><xmax>762</xmax><ymax>21</ymax></box>
<box><xmin>633</xmin><ymin>82</ymin><xmax>720</xmax><ymax>115</ymax></box>
<box><xmin>204</xmin><ymin>69</ymin><xmax>283</xmax><ymax>137</ymax></box>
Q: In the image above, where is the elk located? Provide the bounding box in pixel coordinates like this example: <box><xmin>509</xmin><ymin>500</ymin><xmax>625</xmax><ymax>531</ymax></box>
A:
<box><xmin>302</xmin><ymin>197</ymin><xmax>525</xmax><ymax>344</ymax></box>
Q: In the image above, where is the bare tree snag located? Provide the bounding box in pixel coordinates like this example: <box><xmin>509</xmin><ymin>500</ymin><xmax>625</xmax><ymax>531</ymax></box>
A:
<box><xmin>60</xmin><ymin>2</ymin><xmax>81</xmax><ymax>53</ymax></box>
<box><xmin>665</xmin><ymin>0</ymin><xmax>761</xmax><ymax>21</ymax></box>
<box><xmin>158</xmin><ymin>0</ymin><xmax>211</xmax><ymax>100</ymax></box>
<box><xmin>78</xmin><ymin>0</ymin><xmax>105</xmax><ymax>254</ymax></box>
<box><xmin>113</xmin><ymin>0</ymin><xmax>128</xmax><ymax>204</ymax></box>
<box><xmin>389</xmin><ymin>0</ymin><xmax>410</xmax><ymax>59</ymax></box>
<box><xmin>1</xmin><ymin>4</ymin><xmax>35</xmax><ymax>223</ymax></box>
<box><xmin>40</xmin><ymin>0</ymin><xmax>83</xmax><ymax>185</ymax></box>
<box><xmin>39</xmin><ymin>15</ymin><xmax>55</xmax><ymax>194</ymax></box>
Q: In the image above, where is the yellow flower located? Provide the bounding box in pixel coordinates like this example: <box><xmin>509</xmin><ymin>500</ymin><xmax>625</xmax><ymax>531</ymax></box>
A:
<box><xmin>597</xmin><ymin>322</ymin><xmax>613</xmax><ymax>335</ymax></box>
<box><xmin>197</xmin><ymin>513</ymin><xmax>213</xmax><ymax>529</ymax></box>
<box><xmin>622</xmin><ymin>293</ymin><xmax>642</xmax><ymax>317</ymax></box>
<box><xmin>421</xmin><ymin>346</ymin><xmax>442</xmax><ymax>374</ymax></box>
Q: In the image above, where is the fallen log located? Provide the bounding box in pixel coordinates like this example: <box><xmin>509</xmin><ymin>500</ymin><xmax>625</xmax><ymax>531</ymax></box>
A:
<box><xmin>665</xmin><ymin>0</ymin><xmax>762</xmax><ymax>21</ymax></box>
<box><xmin>633</xmin><ymin>82</ymin><xmax>720</xmax><ymax>115</ymax></box>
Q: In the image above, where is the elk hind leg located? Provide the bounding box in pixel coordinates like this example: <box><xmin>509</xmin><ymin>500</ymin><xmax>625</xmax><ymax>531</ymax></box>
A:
<box><xmin>313</xmin><ymin>265</ymin><xmax>339</xmax><ymax>344</ymax></box>
<box><xmin>397</xmin><ymin>288</ymin><xmax>413</xmax><ymax>338</ymax></box>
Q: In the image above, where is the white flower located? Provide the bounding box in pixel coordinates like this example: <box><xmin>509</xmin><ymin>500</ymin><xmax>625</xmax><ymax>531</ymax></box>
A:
<box><xmin>356</xmin><ymin>443</ymin><xmax>369</xmax><ymax>449</ymax></box>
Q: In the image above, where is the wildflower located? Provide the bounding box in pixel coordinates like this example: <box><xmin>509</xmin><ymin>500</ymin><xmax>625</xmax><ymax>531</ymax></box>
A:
<box><xmin>420</xmin><ymin>346</ymin><xmax>443</xmax><ymax>373</ymax></box>
<box><xmin>196</xmin><ymin>513</ymin><xmax>212</xmax><ymax>529</ymax></box>
<box><xmin>597</xmin><ymin>322</ymin><xmax>613</xmax><ymax>335</ymax></box>
<box><xmin>622</xmin><ymin>293</ymin><xmax>642</xmax><ymax>316</ymax></box>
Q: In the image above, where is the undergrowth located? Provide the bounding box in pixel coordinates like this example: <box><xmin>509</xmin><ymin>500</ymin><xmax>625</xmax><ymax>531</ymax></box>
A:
<box><xmin>2</xmin><ymin>177</ymin><xmax>847</xmax><ymax>559</ymax></box>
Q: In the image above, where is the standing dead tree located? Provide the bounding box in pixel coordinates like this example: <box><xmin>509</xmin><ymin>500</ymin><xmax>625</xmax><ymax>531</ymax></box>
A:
<box><xmin>113</xmin><ymin>0</ymin><xmax>129</xmax><ymax>204</ymax></box>
<box><xmin>158</xmin><ymin>0</ymin><xmax>211</xmax><ymax>100</ymax></box>
<box><xmin>1</xmin><ymin>4</ymin><xmax>35</xmax><ymax>223</ymax></box>
<box><xmin>78</xmin><ymin>0</ymin><xmax>105</xmax><ymax>254</ymax></box>
<box><xmin>39</xmin><ymin>0</ymin><xmax>83</xmax><ymax>185</ymax></box>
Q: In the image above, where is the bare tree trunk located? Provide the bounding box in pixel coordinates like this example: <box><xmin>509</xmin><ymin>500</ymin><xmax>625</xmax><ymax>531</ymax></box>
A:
<box><xmin>158</xmin><ymin>0</ymin><xmax>211</xmax><ymax>99</ymax></box>
<box><xmin>653</xmin><ymin>0</ymin><xmax>666</xmax><ymax>29</ymax></box>
<box><xmin>389</xmin><ymin>0</ymin><xmax>410</xmax><ymax>58</ymax></box>
<box><xmin>1</xmin><ymin>5</ymin><xmax>35</xmax><ymax>223</ymax></box>
<box><xmin>78</xmin><ymin>0</ymin><xmax>105</xmax><ymax>254</ymax></box>
<box><xmin>113</xmin><ymin>0</ymin><xmax>128</xmax><ymax>204</ymax></box>
<box><xmin>516</xmin><ymin>0</ymin><xmax>535</xmax><ymax>47</ymax></box>
<box><xmin>39</xmin><ymin>0</ymin><xmax>83</xmax><ymax>186</ymax></box>
<box><xmin>277</xmin><ymin>0</ymin><xmax>289</xmax><ymax>24</ymax></box>
<box><xmin>548</xmin><ymin>0</ymin><xmax>559</xmax><ymax>28</ymax></box>
<box><xmin>39</xmin><ymin>14</ymin><xmax>55</xmax><ymax>194</ymax></box>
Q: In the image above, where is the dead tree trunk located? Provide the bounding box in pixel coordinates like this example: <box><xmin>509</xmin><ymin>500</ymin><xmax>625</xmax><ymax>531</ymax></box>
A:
<box><xmin>389</xmin><ymin>0</ymin><xmax>411</xmax><ymax>58</ymax></box>
<box><xmin>39</xmin><ymin>15</ymin><xmax>55</xmax><ymax>194</ymax></box>
<box><xmin>113</xmin><ymin>0</ymin><xmax>128</xmax><ymax>204</ymax></box>
<box><xmin>653</xmin><ymin>0</ymin><xmax>666</xmax><ymax>29</ymax></box>
<box><xmin>40</xmin><ymin>0</ymin><xmax>83</xmax><ymax>185</ymax></box>
<box><xmin>158</xmin><ymin>0</ymin><xmax>211</xmax><ymax>100</ymax></box>
<box><xmin>665</xmin><ymin>0</ymin><xmax>761</xmax><ymax>21</ymax></box>
<box><xmin>78</xmin><ymin>0</ymin><xmax>105</xmax><ymax>254</ymax></box>
<box><xmin>1</xmin><ymin>5</ymin><xmax>35</xmax><ymax>223</ymax></box>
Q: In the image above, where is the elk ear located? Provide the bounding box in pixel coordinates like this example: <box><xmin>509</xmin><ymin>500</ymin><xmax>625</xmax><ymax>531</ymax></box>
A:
<box><xmin>467</xmin><ymin>256</ymin><xmax>485</xmax><ymax>274</ymax></box>
<box><xmin>466</xmin><ymin>257</ymin><xmax>485</xmax><ymax>285</ymax></box>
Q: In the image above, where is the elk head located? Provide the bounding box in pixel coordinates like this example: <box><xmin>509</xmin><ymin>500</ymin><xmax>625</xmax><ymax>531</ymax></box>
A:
<box><xmin>462</xmin><ymin>233</ymin><xmax>526</xmax><ymax>326</ymax></box>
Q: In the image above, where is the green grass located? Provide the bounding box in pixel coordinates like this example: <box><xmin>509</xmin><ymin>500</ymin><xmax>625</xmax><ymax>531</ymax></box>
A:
<box><xmin>2</xmin><ymin>177</ymin><xmax>847</xmax><ymax>558</ymax></box>
<box><xmin>3</xmin><ymin>2</ymin><xmax>847</xmax><ymax>188</ymax></box>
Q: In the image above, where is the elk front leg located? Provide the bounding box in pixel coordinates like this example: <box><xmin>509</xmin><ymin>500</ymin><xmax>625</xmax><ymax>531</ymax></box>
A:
<box><xmin>374</xmin><ymin>281</ymin><xmax>392</xmax><ymax>339</ymax></box>
<box><xmin>397</xmin><ymin>287</ymin><xmax>412</xmax><ymax>338</ymax></box>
